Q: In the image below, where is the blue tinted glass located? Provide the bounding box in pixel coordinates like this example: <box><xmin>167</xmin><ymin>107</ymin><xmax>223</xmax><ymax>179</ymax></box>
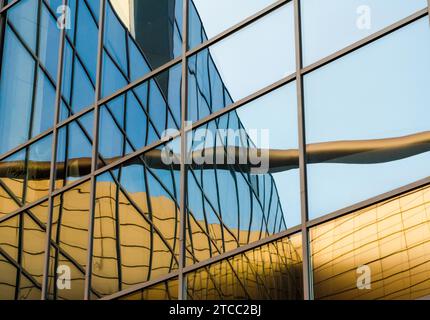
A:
<box><xmin>76</xmin><ymin>0</ymin><xmax>98</xmax><ymax>82</ymax></box>
<box><xmin>305</xmin><ymin>18</ymin><xmax>430</xmax><ymax>219</ymax></box>
<box><xmin>70</xmin><ymin>59</ymin><xmax>95</xmax><ymax>115</ymax></box>
<box><xmin>98</xmin><ymin>105</ymin><xmax>126</xmax><ymax>160</ymax></box>
<box><xmin>187</xmin><ymin>3</ymin><xmax>295</xmax><ymax>122</ymax></box>
<box><xmin>128</xmin><ymin>35</ymin><xmax>151</xmax><ymax>82</ymax></box>
<box><xmin>0</xmin><ymin>27</ymin><xmax>35</xmax><ymax>156</ymax></box>
<box><xmin>188</xmin><ymin>0</ymin><xmax>276</xmax><ymax>49</ymax></box>
<box><xmin>46</xmin><ymin>0</ymin><xmax>63</xmax><ymax>11</ymax></box>
<box><xmin>104</xmin><ymin>1</ymin><xmax>127</xmax><ymax>75</ymax></box>
<box><xmin>39</xmin><ymin>3</ymin><xmax>60</xmax><ymax>81</ymax></box>
<box><xmin>26</xmin><ymin>135</ymin><xmax>53</xmax><ymax>204</ymax></box>
<box><xmin>101</xmin><ymin>51</ymin><xmax>127</xmax><ymax>98</ymax></box>
<box><xmin>301</xmin><ymin>0</ymin><xmax>428</xmax><ymax>66</ymax></box>
<box><xmin>56</xmin><ymin>112</ymin><xmax>94</xmax><ymax>187</ymax></box>
<box><xmin>7</xmin><ymin>0</ymin><xmax>38</xmax><ymax>51</ymax></box>
<box><xmin>85</xmin><ymin>0</ymin><xmax>100</xmax><ymax>22</ymax></box>
<box><xmin>61</xmin><ymin>40</ymin><xmax>74</xmax><ymax>105</ymax></box>
<box><xmin>186</xmin><ymin>81</ymin><xmax>299</xmax><ymax>264</ymax></box>
<box><xmin>32</xmin><ymin>69</ymin><xmax>56</xmax><ymax>137</ymax></box>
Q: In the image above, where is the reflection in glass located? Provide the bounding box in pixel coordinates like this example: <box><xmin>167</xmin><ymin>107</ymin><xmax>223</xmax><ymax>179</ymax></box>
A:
<box><xmin>186</xmin><ymin>82</ymin><xmax>300</xmax><ymax>265</ymax></box>
<box><xmin>301</xmin><ymin>0</ymin><xmax>427</xmax><ymax>66</ymax></box>
<box><xmin>109</xmin><ymin>0</ymin><xmax>183</xmax><ymax>72</ymax></box>
<box><xmin>0</xmin><ymin>26</ymin><xmax>35</xmax><ymax>155</ymax></box>
<box><xmin>47</xmin><ymin>181</ymin><xmax>91</xmax><ymax>300</ymax></box>
<box><xmin>311</xmin><ymin>184</ymin><xmax>430</xmax><ymax>300</ymax></box>
<box><xmin>0</xmin><ymin>135</ymin><xmax>52</xmax><ymax>208</ymax></box>
<box><xmin>60</xmin><ymin>0</ymin><xmax>99</xmax><ymax>121</ymax></box>
<box><xmin>305</xmin><ymin>18</ymin><xmax>430</xmax><ymax>219</ymax></box>
<box><xmin>118</xmin><ymin>278</ymin><xmax>179</xmax><ymax>300</ymax></box>
<box><xmin>0</xmin><ymin>201</ymin><xmax>49</xmax><ymax>300</ymax></box>
<box><xmin>188</xmin><ymin>2</ymin><xmax>295</xmax><ymax>122</ymax></box>
<box><xmin>186</xmin><ymin>233</ymin><xmax>303</xmax><ymax>300</ymax></box>
<box><xmin>188</xmin><ymin>0</ymin><xmax>276</xmax><ymax>49</ymax></box>
<box><xmin>91</xmin><ymin>141</ymin><xmax>180</xmax><ymax>297</ymax></box>
<box><xmin>56</xmin><ymin>112</ymin><xmax>94</xmax><ymax>189</ymax></box>
<box><xmin>98</xmin><ymin>63</ymin><xmax>182</xmax><ymax>168</ymax></box>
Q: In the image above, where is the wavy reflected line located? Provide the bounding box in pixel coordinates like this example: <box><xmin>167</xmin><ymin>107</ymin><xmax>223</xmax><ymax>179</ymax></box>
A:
<box><xmin>1</xmin><ymin>131</ymin><xmax>429</xmax><ymax>179</ymax></box>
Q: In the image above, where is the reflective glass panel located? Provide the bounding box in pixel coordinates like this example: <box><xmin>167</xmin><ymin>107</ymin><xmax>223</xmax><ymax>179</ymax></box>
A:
<box><xmin>118</xmin><ymin>278</ymin><xmax>179</xmax><ymax>300</ymax></box>
<box><xmin>188</xmin><ymin>0</ymin><xmax>276</xmax><ymax>49</ymax></box>
<box><xmin>186</xmin><ymin>82</ymin><xmax>300</xmax><ymax>265</ymax></box>
<box><xmin>98</xmin><ymin>63</ymin><xmax>182</xmax><ymax>169</ymax></box>
<box><xmin>110</xmin><ymin>0</ymin><xmax>183</xmax><ymax>70</ymax></box>
<box><xmin>56</xmin><ymin>112</ymin><xmax>95</xmax><ymax>189</ymax></box>
<box><xmin>301</xmin><ymin>0</ymin><xmax>427</xmax><ymax>66</ymax></box>
<box><xmin>47</xmin><ymin>181</ymin><xmax>91</xmax><ymax>300</ymax></box>
<box><xmin>186</xmin><ymin>232</ymin><xmax>303</xmax><ymax>300</ymax></box>
<box><xmin>311</xmin><ymin>184</ymin><xmax>430</xmax><ymax>300</ymax></box>
<box><xmin>305</xmin><ymin>18</ymin><xmax>430</xmax><ymax>219</ymax></box>
<box><xmin>187</xmin><ymin>2</ymin><xmax>295</xmax><ymax>122</ymax></box>
<box><xmin>91</xmin><ymin>140</ymin><xmax>180</xmax><ymax>297</ymax></box>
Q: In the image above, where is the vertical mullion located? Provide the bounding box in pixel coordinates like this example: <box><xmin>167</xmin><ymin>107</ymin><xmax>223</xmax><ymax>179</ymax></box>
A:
<box><xmin>41</xmin><ymin>0</ymin><xmax>68</xmax><ymax>300</ymax></box>
<box><xmin>0</xmin><ymin>0</ymin><xmax>5</xmax><ymax>77</ymax></box>
<box><xmin>293</xmin><ymin>0</ymin><xmax>312</xmax><ymax>300</ymax></box>
<box><xmin>179</xmin><ymin>0</ymin><xmax>189</xmax><ymax>301</ymax></box>
<box><xmin>428</xmin><ymin>0</ymin><xmax>430</xmax><ymax>21</ymax></box>
<box><xmin>84</xmin><ymin>0</ymin><xmax>105</xmax><ymax>300</ymax></box>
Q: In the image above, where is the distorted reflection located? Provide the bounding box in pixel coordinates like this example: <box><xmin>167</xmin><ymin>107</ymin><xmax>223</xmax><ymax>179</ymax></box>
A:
<box><xmin>186</xmin><ymin>233</ymin><xmax>303</xmax><ymax>300</ymax></box>
<box><xmin>118</xmin><ymin>278</ymin><xmax>179</xmax><ymax>300</ymax></box>
<box><xmin>311</xmin><ymin>184</ymin><xmax>430</xmax><ymax>300</ymax></box>
<box><xmin>90</xmin><ymin>140</ymin><xmax>181</xmax><ymax>298</ymax></box>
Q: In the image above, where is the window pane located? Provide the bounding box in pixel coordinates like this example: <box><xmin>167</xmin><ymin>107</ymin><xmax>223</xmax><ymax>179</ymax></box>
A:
<box><xmin>91</xmin><ymin>140</ymin><xmax>181</xmax><ymax>297</ymax></box>
<box><xmin>188</xmin><ymin>0</ymin><xmax>276</xmax><ymax>49</ymax></box>
<box><xmin>186</xmin><ymin>233</ymin><xmax>303</xmax><ymax>300</ymax></box>
<box><xmin>56</xmin><ymin>112</ymin><xmax>94</xmax><ymax>189</ymax></box>
<box><xmin>310</xmin><ymin>185</ymin><xmax>430</xmax><ymax>300</ymax></box>
<box><xmin>0</xmin><ymin>27</ymin><xmax>35</xmax><ymax>155</ymax></box>
<box><xmin>188</xmin><ymin>3</ymin><xmax>295</xmax><ymax>122</ymax></box>
<box><xmin>48</xmin><ymin>181</ymin><xmax>91</xmax><ymax>300</ymax></box>
<box><xmin>98</xmin><ymin>63</ymin><xmax>182</xmax><ymax>169</ymax></box>
<box><xmin>186</xmin><ymin>82</ymin><xmax>300</xmax><ymax>265</ymax></box>
<box><xmin>301</xmin><ymin>0</ymin><xmax>427</xmax><ymax>66</ymax></box>
<box><xmin>305</xmin><ymin>18</ymin><xmax>430</xmax><ymax>219</ymax></box>
<box><xmin>118</xmin><ymin>278</ymin><xmax>179</xmax><ymax>300</ymax></box>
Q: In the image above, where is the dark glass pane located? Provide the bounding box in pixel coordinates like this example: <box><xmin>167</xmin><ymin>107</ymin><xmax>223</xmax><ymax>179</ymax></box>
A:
<box><xmin>305</xmin><ymin>18</ymin><xmax>430</xmax><ymax>219</ymax></box>
<box><xmin>186</xmin><ymin>233</ymin><xmax>303</xmax><ymax>300</ymax></box>
<box><xmin>311</xmin><ymin>185</ymin><xmax>430</xmax><ymax>300</ymax></box>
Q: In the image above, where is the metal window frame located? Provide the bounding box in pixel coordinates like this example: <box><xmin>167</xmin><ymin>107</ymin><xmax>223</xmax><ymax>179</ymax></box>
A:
<box><xmin>0</xmin><ymin>0</ymin><xmax>429</xmax><ymax>301</ymax></box>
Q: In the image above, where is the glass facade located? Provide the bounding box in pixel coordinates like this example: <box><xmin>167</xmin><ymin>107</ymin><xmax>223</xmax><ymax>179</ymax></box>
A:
<box><xmin>0</xmin><ymin>0</ymin><xmax>429</xmax><ymax>300</ymax></box>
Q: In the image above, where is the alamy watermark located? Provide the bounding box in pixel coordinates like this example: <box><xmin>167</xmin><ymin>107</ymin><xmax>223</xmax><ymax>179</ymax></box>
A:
<box><xmin>160</xmin><ymin>122</ymin><xmax>271</xmax><ymax>174</ymax></box>
<box><xmin>356</xmin><ymin>265</ymin><xmax>372</xmax><ymax>290</ymax></box>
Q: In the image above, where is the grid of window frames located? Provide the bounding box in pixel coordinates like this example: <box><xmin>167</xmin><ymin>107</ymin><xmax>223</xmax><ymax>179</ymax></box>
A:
<box><xmin>0</xmin><ymin>0</ymin><xmax>429</xmax><ymax>300</ymax></box>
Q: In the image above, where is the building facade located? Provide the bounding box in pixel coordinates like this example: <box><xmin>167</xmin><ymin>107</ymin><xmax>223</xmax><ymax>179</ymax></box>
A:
<box><xmin>0</xmin><ymin>0</ymin><xmax>429</xmax><ymax>300</ymax></box>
